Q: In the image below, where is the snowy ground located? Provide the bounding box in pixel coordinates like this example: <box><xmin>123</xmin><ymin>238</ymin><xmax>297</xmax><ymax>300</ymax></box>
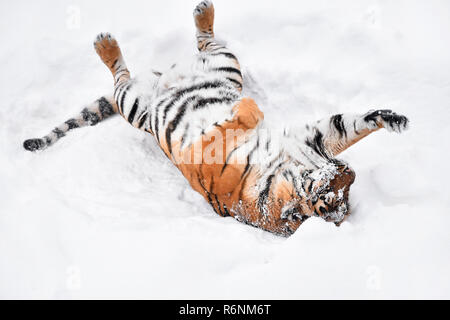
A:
<box><xmin>1</xmin><ymin>0</ymin><xmax>449</xmax><ymax>299</ymax></box>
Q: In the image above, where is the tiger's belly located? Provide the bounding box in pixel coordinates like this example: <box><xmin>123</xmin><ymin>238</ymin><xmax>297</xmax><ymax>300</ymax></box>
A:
<box><xmin>156</xmin><ymin>97</ymin><xmax>265</xmax><ymax>216</ymax></box>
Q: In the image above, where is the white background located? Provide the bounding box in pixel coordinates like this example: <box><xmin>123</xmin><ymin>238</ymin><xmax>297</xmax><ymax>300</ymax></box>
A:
<box><xmin>0</xmin><ymin>0</ymin><xmax>449</xmax><ymax>299</ymax></box>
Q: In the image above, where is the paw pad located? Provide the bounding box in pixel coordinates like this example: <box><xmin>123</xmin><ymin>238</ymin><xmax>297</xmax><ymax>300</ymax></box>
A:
<box><xmin>194</xmin><ymin>0</ymin><xmax>213</xmax><ymax>16</ymax></box>
<box><xmin>93</xmin><ymin>32</ymin><xmax>117</xmax><ymax>50</ymax></box>
<box><xmin>93</xmin><ymin>32</ymin><xmax>122</xmax><ymax>68</ymax></box>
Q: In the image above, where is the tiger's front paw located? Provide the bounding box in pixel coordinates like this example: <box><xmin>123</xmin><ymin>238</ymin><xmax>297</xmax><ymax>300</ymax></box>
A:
<box><xmin>93</xmin><ymin>33</ymin><xmax>121</xmax><ymax>69</ymax></box>
<box><xmin>363</xmin><ymin>109</ymin><xmax>409</xmax><ymax>133</ymax></box>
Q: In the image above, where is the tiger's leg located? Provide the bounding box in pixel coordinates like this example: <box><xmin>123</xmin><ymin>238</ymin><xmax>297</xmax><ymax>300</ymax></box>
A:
<box><xmin>305</xmin><ymin>110</ymin><xmax>409</xmax><ymax>157</ymax></box>
<box><xmin>193</xmin><ymin>1</ymin><xmax>243</xmax><ymax>91</ymax></box>
<box><xmin>94</xmin><ymin>33</ymin><xmax>151</xmax><ymax>132</ymax></box>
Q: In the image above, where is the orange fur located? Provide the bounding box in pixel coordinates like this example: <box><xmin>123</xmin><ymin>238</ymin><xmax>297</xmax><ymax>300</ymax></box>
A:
<box><xmin>160</xmin><ymin>98</ymin><xmax>263</xmax><ymax>202</ymax></box>
<box><xmin>325</xmin><ymin>127</ymin><xmax>380</xmax><ymax>156</ymax></box>
<box><xmin>94</xmin><ymin>36</ymin><xmax>123</xmax><ymax>72</ymax></box>
<box><xmin>194</xmin><ymin>3</ymin><xmax>215</xmax><ymax>35</ymax></box>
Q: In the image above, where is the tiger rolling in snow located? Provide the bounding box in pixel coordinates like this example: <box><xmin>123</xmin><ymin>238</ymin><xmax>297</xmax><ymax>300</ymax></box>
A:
<box><xmin>23</xmin><ymin>1</ymin><xmax>409</xmax><ymax>237</ymax></box>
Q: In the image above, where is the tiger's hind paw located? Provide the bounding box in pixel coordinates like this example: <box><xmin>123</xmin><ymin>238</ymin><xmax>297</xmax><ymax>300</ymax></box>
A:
<box><xmin>194</xmin><ymin>1</ymin><xmax>214</xmax><ymax>34</ymax></box>
<box><xmin>23</xmin><ymin>138</ymin><xmax>46</xmax><ymax>152</ymax></box>
<box><xmin>363</xmin><ymin>109</ymin><xmax>409</xmax><ymax>133</ymax></box>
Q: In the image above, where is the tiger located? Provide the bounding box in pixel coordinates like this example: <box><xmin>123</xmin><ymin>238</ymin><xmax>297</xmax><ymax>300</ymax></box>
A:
<box><xmin>23</xmin><ymin>1</ymin><xmax>409</xmax><ymax>237</ymax></box>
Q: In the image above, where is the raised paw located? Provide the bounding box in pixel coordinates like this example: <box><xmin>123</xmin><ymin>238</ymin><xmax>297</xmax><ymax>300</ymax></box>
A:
<box><xmin>93</xmin><ymin>33</ymin><xmax>122</xmax><ymax>70</ymax></box>
<box><xmin>23</xmin><ymin>138</ymin><xmax>46</xmax><ymax>152</ymax></box>
<box><xmin>194</xmin><ymin>0</ymin><xmax>215</xmax><ymax>34</ymax></box>
<box><xmin>363</xmin><ymin>109</ymin><xmax>409</xmax><ymax>133</ymax></box>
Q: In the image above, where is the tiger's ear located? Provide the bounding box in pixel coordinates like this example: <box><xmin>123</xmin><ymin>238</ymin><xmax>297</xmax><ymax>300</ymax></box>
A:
<box><xmin>232</xmin><ymin>98</ymin><xmax>264</xmax><ymax>129</ymax></box>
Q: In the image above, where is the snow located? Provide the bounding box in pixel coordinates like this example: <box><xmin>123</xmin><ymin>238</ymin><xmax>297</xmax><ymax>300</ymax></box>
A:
<box><xmin>1</xmin><ymin>0</ymin><xmax>449</xmax><ymax>299</ymax></box>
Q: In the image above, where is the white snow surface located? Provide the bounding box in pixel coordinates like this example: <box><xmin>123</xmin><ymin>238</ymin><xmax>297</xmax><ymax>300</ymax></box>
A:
<box><xmin>1</xmin><ymin>0</ymin><xmax>449</xmax><ymax>299</ymax></box>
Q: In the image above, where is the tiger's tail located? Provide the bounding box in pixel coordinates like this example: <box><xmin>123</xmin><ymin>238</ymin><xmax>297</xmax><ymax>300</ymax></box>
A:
<box><xmin>23</xmin><ymin>95</ymin><xmax>118</xmax><ymax>151</ymax></box>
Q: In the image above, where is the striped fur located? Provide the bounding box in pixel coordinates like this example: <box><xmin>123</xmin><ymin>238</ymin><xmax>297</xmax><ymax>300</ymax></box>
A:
<box><xmin>23</xmin><ymin>96</ymin><xmax>117</xmax><ymax>151</ymax></box>
<box><xmin>23</xmin><ymin>1</ymin><xmax>409</xmax><ymax>236</ymax></box>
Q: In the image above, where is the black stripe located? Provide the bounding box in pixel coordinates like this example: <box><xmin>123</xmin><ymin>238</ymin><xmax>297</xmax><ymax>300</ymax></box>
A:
<box><xmin>265</xmin><ymin>152</ymin><xmax>283</xmax><ymax>171</ymax></box>
<box><xmin>154</xmin><ymin>99</ymin><xmax>168</xmax><ymax>143</ymax></box>
<box><xmin>214</xmin><ymin>195</ymin><xmax>225</xmax><ymax>217</ymax></box>
<box><xmin>202</xmin><ymin>40</ymin><xmax>214</xmax><ymax>48</ymax></box>
<box><xmin>193</xmin><ymin>97</ymin><xmax>233</xmax><ymax>110</ymax></box>
<box><xmin>214</xmin><ymin>195</ymin><xmax>230</xmax><ymax>217</ymax></box>
<box><xmin>240</xmin><ymin>135</ymin><xmax>260</xmax><ymax>176</ymax></box>
<box><xmin>180</xmin><ymin>123</ymin><xmax>190</xmax><ymax>149</ymax></box>
<box><xmin>299</xmin><ymin>148</ymin><xmax>319</xmax><ymax>169</ymax></box>
<box><xmin>115</xmin><ymin>81</ymin><xmax>129</xmax><ymax>103</ymax></box>
<box><xmin>114</xmin><ymin>81</ymin><xmax>127</xmax><ymax>100</ymax></box>
<box><xmin>119</xmin><ymin>83</ymin><xmax>132</xmax><ymax>114</ymax></box>
<box><xmin>137</xmin><ymin>113</ymin><xmax>147</xmax><ymax>129</ymax></box>
<box><xmin>221</xmin><ymin>138</ymin><xmax>257</xmax><ymax>177</ymax></box>
<box><xmin>284</xmin><ymin>169</ymin><xmax>301</xmax><ymax>198</ymax></box>
<box><xmin>146</xmin><ymin>107</ymin><xmax>152</xmax><ymax>131</ymax></box>
<box><xmin>353</xmin><ymin>120</ymin><xmax>360</xmax><ymax>135</ymax></box>
<box><xmin>198</xmin><ymin>170</ymin><xmax>219</xmax><ymax>217</ymax></box>
<box><xmin>98</xmin><ymin>97</ymin><xmax>115</xmax><ymax>118</ymax></box>
<box><xmin>211</xmin><ymin>52</ymin><xmax>238</xmax><ymax>61</ymax></box>
<box><xmin>222</xmin><ymin>203</ymin><xmax>231</xmax><ymax>217</ymax></box>
<box><xmin>198</xmin><ymin>41</ymin><xmax>208</xmax><ymax>51</ymax></box>
<box><xmin>258</xmin><ymin>174</ymin><xmax>275</xmax><ymax>210</ymax></box>
<box><xmin>240</xmin><ymin>156</ymin><xmax>251</xmax><ymax>179</ymax></box>
<box><xmin>115</xmin><ymin>68</ymin><xmax>127</xmax><ymax>74</ymax></box>
<box><xmin>265</xmin><ymin>138</ymin><xmax>271</xmax><ymax>151</ymax></box>
<box><xmin>65</xmin><ymin>119</ymin><xmax>79</xmax><ymax>130</ymax></box>
<box><xmin>52</xmin><ymin>128</ymin><xmax>65</xmax><ymax>138</ymax></box>
<box><xmin>114</xmin><ymin>85</ymin><xmax>125</xmax><ymax>107</ymax></box>
<box><xmin>206</xmin><ymin>193</ymin><xmax>220</xmax><ymax>215</ymax></box>
<box><xmin>162</xmin><ymin>95</ymin><xmax>191</xmax><ymax>125</ymax></box>
<box><xmin>213</xmin><ymin>67</ymin><xmax>242</xmax><ymax>78</ymax></box>
<box><xmin>209</xmin><ymin>178</ymin><xmax>223</xmax><ymax>216</ymax></box>
<box><xmin>127</xmin><ymin>98</ymin><xmax>140</xmax><ymax>124</ymax></box>
<box><xmin>226</xmin><ymin>77</ymin><xmax>242</xmax><ymax>88</ymax></box>
<box><xmin>305</xmin><ymin>130</ymin><xmax>330</xmax><ymax>160</ymax></box>
<box><xmin>115</xmin><ymin>68</ymin><xmax>128</xmax><ymax>79</ymax></box>
<box><xmin>331</xmin><ymin>114</ymin><xmax>346</xmax><ymax>138</ymax></box>
<box><xmin>221</xmin><ymin>142</ymin><xmax>244</xmax><ymax>175</ymax></box>
<box><xmin>205</xmin><ymin>41</ymin><xmax>224</xmax><ymax>50</ymax></box>
<box><xmin>81</xmin><ymin>108</ymin><xmax>100</xmax><ymax>125</ymax></box>
<box><xmin>162</xmin><ymin>81</ymin><xmax>226</xmax><ymax>124</ymax></box>
<box><xmin>166</xmin><ymin>96</ymin><xmax>199</xmax><ymax>155</ymax></box>
<box><xmin>239</xmin><ymin>165</ymin><xmax>254</xmax><ymax>200</ymax></box>
<box><xmin>307</xmin><ymin>179</ymin><xmax>313</xmax><ymax>193</ymax></box>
